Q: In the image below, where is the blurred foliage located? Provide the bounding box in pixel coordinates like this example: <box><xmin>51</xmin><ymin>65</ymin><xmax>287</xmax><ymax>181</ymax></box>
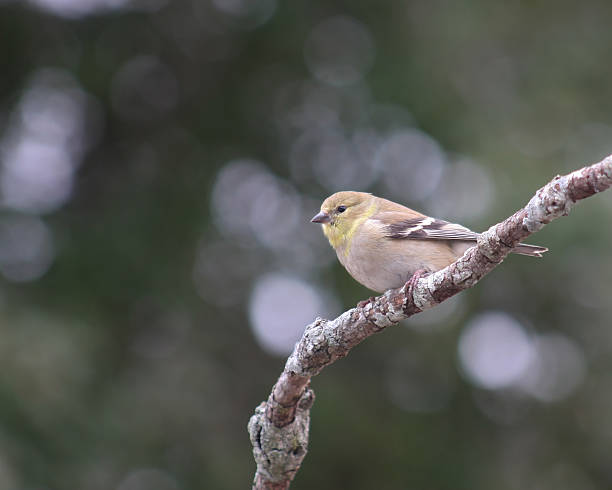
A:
<box><xmin>0</xmin><ymin>0</ymin><xmax>612</xmax><ymax>489</ymax></box>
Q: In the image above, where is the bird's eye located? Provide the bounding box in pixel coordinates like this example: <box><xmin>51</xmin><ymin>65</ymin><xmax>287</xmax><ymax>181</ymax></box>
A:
<box><xmin>337</xmin><ymin>205</ymin><xmax>346</xmax><ymax>213</ymax></box>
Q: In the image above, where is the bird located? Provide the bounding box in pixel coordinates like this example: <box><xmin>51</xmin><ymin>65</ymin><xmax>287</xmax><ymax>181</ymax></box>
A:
<box><xmin>311</xmin><ymin>191</ymin><xmax>547</xmax><ymax>293</ymax></box>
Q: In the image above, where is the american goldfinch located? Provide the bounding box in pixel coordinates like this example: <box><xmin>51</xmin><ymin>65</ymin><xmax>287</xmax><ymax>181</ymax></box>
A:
<box><xmin>311</xmin><ymin>191</ymin><xmax>547</xmax><ymax>293</ymax></box>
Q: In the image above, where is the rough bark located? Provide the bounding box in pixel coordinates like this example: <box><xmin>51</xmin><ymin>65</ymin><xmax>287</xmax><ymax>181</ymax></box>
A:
<box><xmin>248</xmin><ymin>154</ymin><xmax>612</xmax><ymax>489</ymax></box>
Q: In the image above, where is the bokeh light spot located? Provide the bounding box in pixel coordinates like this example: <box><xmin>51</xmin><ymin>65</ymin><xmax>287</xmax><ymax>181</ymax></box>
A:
<box><xmin>211</xmin><ymin>0</ymin><xmax>277</xmax><ymax>28</ymax></box>
<box><xmin>519</xmin><ymin>333</ymin><xmax>586</xmax><ymax>402</ymax></box>
<box><xmin>290</xmin><ymin>127</ymin><xmax>381</xmax><ymax>191</ymax></box>
<box><xmin>27</xmin><ymin>0</ymin><xmax>127</xmax><ymax>17</ymax></box>
<box><xmin>377</xmin><ymin>129</ymin><xmax>446</xmax><ymax>202</ymax></box>
<box><xmin>211</xmin><ymin>159</ymin><xmax>301</xmax><ymax>248</ymax></box>
<box><xmin>249</xmin><ymin>274</ymin><xmax>329</xmax><ymax>356</ymax></box>
<box><xmin>0</xmin><ymin>214</ymin><xmax>54</xmax><ymax>283</ymax></box>
<box><xmin>27</xmin><ymin>0</ymin><xmax>167</xmax><ymax>18</ymax></box>
<box><xmin>1</xmin><ymin>69</ymin><xmax>98</xmax><ymax>214</ymax></box>
<box><xmin>1</xmin><ymin>139</ymin><xmax>73</xmax><ymax>214</ymax></box>
<box><xmin>426</xmin><ymin>157</ymin><xmax>494</xmax><ymax>221</ymax></box>
<box><xmin>458</xmin><ymin>312</ymin><xmax>534</xmax><ymax>389</ymax></box>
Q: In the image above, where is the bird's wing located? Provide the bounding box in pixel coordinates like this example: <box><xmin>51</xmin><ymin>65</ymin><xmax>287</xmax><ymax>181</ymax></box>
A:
<box><xmin>377</xmin><ymin>212</ymin><xmax>479</xmax><ymax>241</ymax></box>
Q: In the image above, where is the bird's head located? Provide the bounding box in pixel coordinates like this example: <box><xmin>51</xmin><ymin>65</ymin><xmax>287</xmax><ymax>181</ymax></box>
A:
<box><xmin>311</xmin><ymin>191</ymin><xmax>376</xmax><ymax>249</ymax></box>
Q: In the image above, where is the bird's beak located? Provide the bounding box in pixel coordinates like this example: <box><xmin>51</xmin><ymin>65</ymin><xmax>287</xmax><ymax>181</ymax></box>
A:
<box><xmin>311</xmin><ymin>211</ymin><xmax>331</xmax><ymax>224</ymax></box>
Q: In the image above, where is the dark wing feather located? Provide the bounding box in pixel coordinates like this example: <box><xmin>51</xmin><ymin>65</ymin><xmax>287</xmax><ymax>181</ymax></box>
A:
<box><xmin>383</xmin><ymin>216</ymin><xmax>479</xmax><ymax>241</ymax></box>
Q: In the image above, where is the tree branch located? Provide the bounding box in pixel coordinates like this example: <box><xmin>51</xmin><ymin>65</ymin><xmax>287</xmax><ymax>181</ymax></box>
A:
<box><xmin>248</xmin><ymin>154</ymin><xmax>612</xmax><ymax>489</ymax></box>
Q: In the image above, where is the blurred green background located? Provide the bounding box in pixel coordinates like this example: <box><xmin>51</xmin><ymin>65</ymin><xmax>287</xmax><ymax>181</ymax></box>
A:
<box><xmin>1</xmin><ymin>0</ymin><xmax>612</xmax><ymax>489</ymax></box>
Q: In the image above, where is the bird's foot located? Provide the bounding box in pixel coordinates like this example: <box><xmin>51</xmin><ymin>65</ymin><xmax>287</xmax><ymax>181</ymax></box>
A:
<box><xmin>404</xmin><ymin>269</ymin><xmax>428</xmax><ymax>296</ymax></box>
<box><xmin>357</xmin><ymin>296</ymin><xmax>376</xmax><ymax>308</ymax></box>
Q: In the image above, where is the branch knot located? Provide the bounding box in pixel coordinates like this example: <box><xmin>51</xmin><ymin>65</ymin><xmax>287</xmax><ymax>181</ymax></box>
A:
<box><xmin>249</xmin><ymin>388</ymin><xmax>313</xmax><ymax>487</ymax></box>
<box><xmin>524</xmin><ymin>175</ymin><xmax>573</xmax><ymax>232</ymax></box>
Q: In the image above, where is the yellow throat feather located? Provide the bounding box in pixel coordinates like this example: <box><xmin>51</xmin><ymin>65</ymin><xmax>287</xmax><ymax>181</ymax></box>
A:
<box><xmin>323</xmin><ymin>201</ymin><xmax>377</xmax><ymax>255</ymax></box>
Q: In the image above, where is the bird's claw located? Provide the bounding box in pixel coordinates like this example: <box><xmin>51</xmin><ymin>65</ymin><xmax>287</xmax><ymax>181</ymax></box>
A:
<box><xmin>404</xmin><ymin>269</ymin><xmax>428</xmax><ymax>295</ymax></box>
<box><xmin>357</xmin><ymin>296</ymin><xmax>376</xmax><ymax>308</ymax></box>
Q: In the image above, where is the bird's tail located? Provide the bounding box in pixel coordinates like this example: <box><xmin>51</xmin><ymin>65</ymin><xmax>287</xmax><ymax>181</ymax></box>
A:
<box><xmin>512</xmin><ymin>243</ymin><xmax>548</xmax><ymax>257</ymax></box>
